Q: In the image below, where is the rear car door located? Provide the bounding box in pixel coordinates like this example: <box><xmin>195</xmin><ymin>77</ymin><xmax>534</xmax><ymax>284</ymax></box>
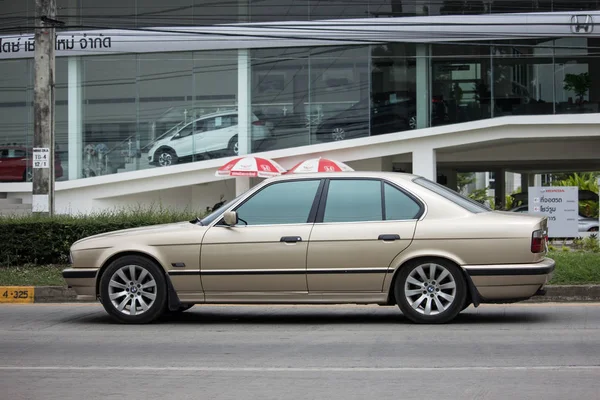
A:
<box><xmin>307</xmin><ymin>178</ymin><xmax>423</xmax><ymax>292</ymax></box>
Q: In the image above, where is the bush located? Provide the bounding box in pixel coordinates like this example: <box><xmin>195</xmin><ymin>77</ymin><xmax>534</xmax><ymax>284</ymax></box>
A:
<box><xmin>0</xmin><ymin>206</ymin><xmax>203</xmax><ymax>266</ymax></box>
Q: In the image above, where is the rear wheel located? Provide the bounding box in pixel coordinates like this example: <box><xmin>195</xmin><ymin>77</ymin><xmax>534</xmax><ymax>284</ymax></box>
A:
<box><xmin>100</xmin><ymin>255</ymin><xmax>167</xmax><ymax>324</ymax></box>
<box><xmin>394</xmin><ymin>259</ymin><xmax>466</xmax><ymax>324</ymax></box>
<box><xmin>228</xmin><ymin>136</ymin><xmax>239</xmax><ymax>156</ymax></box>
<box><xmin>331</xmin><ymin>127</ymin><xmax>346</xmax><ymax>141</ymax></box>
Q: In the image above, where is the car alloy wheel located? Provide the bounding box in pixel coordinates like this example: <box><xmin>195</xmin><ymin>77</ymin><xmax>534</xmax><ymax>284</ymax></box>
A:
<box><xmin>158</xmin><ymin>152</ymin><xmax>173</xmax><ymax>166</ymax></box>
<box><xmin>233</xmin><ymin>141</ymin><xmax>239</xmax><ymax>155</ymax></box>
<box><xmin>108</xmin><ymin>265</ymin><xmax>157</xmax><ymax>316</ymax></box>
<box><xmin>394</xmin><ymin>259</ymin><xmax>466</xmax><ymax>324</ymax></box>
<box><xmin>331</xmin><ymin>127</ymin><xmax>346</xmax><ymax>141</ymax></box>
<box><xmin>100</xmin><ymin>255</ymin><xmax>167</xmax><ymax>324</ymax></box>
<box><xmin>404</xmin><ymin>263</ymin><xmax>456</xmax><ymax>316</ymax></box>
<box><xmin>408</xmin><ymin>115</ymin><xmax>417</xmax><ymax>130</ymax></box>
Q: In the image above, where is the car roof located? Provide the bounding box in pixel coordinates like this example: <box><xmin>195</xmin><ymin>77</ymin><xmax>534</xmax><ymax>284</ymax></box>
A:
<box><xmin>268</xmin><ymin>171</ymin><xmax>420</xmax><ymax>182</ymax></box>
<box><xmin>193</xmin><ymin>109</ymin><xmax>238</xmax><ymax>120</ymax></box>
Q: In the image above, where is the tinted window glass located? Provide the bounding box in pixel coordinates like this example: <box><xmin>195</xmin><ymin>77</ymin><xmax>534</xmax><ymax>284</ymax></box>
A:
<box><xmin>324</xmin><ymin>180</ymin><xmax>382</xmax><ymax>223</ymax></box>
<box><xmin>13</xmin><ymin>149</ymin><xmax>26</xmax><ymax>158</ymax></box>
<box><xmin>176</xmin><ymin>124</ymin><xmax>194</xmax><ymax>138</ymax></box>
<box><xmin>413</xmin><ymin>177</ymin><xmax>491</xmax><ymax>213</ymax></box>
<box><xmin>385</xmin><ymin>183</ymin><xmax>421</xmax><ymax>220</ymax></box>
<box><xmin>235</xmin><ymin>180</ymin><xmax>320</xmax><ymax>225</ymax></box>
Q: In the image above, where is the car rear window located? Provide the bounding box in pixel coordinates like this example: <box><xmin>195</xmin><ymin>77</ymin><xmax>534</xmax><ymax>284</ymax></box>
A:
<box><xmin>413</xmin><ymin>177</ymin><xmax>491</xmax><ymax>213</ymax></box>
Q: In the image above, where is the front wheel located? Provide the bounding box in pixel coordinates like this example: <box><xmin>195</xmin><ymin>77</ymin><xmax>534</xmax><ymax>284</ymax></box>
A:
<box><xmin>99</xmin><ymin>255</ymin><xmax>167</xmax><ymax>324</ymax></box>
<box><xmin>394</xmin><ymin>259</ymin><xmax>466</xmax><ymax>324</ymax></box>
<box><xmin>156</xmin><ymin>148</ymin><xmax>178</xmax><ymax>167</ymax></box>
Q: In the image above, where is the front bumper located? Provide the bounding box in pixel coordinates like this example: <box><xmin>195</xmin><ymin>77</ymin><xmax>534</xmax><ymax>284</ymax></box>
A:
<box><xmin>463</xmin><ymin>257</ymin><xmax>555</xmax><ymax>302</ymax></box>
<box><xmin>62</xmin><ymin>268</ymin><xmax>98</xmax><ymax>299</ymax></box>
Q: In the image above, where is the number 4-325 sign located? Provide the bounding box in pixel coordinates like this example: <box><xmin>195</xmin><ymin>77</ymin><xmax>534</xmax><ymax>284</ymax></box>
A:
<box><xmin>33</xmin><ymin>147</ymin><xmax>50</xmax><ymax>169</ymax></box>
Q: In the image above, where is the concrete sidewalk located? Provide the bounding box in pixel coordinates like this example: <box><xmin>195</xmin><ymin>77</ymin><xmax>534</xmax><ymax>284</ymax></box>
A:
<box><xmin>7</xmin><ymin>284</ymin><xmax>599</xmax><ymax>304</ymax></box>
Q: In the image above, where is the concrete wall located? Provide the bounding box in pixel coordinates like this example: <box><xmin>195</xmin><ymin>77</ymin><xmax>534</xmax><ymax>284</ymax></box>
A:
<box><xmin>3</xmin><ymin>113</ymin><xmax>600</xmax><ymax>214</ymax></box>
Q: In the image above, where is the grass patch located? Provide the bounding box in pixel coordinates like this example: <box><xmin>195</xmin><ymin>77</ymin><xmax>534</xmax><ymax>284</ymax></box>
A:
<box><xmin>548</xmin><ymin>251</ymin><xmax>600</xmax><ymax>285</ymax></box>
<box><xmin>0</xmin><ymin>252</ymin><xmax>598</xmax><ymax>287</ymax></box>
<box><xmin>0</xmin><ymin>265</ymin><xmax>67</xmax><ymax>286</ymax></box>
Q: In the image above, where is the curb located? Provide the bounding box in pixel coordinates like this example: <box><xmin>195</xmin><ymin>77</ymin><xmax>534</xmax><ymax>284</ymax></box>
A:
<box><xmin>526</xmin><ymin>285</ymin><xmax>600</xmax><ymax>303</ymax></box>
<box><xmin>2</xmin><ymin>285</ymin><xmax>600</xmax><ymax>304</ymax></box>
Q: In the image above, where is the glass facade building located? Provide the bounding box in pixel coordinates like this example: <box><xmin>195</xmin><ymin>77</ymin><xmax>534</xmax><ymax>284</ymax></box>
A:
<box><xmin>1</xmin><ymin>1</ymin><xmax>600</xmax><ymax>182</ymax></box>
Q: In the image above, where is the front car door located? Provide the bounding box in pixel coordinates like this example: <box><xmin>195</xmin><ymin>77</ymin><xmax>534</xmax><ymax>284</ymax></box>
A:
<box><xmin>200</xmin><ymin>179</ymin><xmax>324</xmax><ymax>301</ymax></box>
<box><xmin>307</xmin><ymin>178</ymin><xmax>424</xmax><ymax>293</ymax></box>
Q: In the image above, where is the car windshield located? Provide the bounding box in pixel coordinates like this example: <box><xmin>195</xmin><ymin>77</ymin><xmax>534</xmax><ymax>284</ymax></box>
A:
<box><xmin>413</xmin><ymin>177</ymin><xmax>492</xmax><ymax>213</ymax></box>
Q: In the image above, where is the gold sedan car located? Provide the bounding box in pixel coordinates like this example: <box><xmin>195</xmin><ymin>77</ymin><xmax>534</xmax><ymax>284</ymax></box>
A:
<box><xmin>63</xmin><ymin>172</ymin><xmax>554</xmax><ymax>324</ymax></box>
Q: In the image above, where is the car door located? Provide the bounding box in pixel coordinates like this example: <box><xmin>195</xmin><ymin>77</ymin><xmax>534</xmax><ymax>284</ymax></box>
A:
<box><xmin>169</xmin><ymin>122</ymin><xmax>195</xmax><ymax>157</ymax></box>
<box><xmin>307</xmin><ymin>178</ymin><xmax>423</xmax><ymax>292</ymax></box>
<box><xmin>200</xmin><ymin>179</ymin><xmax>323</xmax><ymax>298</ymax></box>
<box><xmin>199</xmin><ymin>114</ymin><xmax>238</xmax><ymax>153</ymax></box>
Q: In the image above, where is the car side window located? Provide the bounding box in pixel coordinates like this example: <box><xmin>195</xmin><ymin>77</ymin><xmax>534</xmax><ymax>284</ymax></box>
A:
<box><xmin>384</xmin><ymin>183</ymin><xmax>421</xmax><ymax>220</ymax></box>
<box><xmin>323</xmin><ymin>179</ymin><xmax>383</xmax><ymax>223</ymax></box>
<box><xmin>234</xmin><ymin>180</ymin><xmax>320</xmax><ymax>225</ymax></box>
<box><xmin>176</xmin><ymin>124</ymin><xmax>194</xmax><ymax>138</ymax></box>
<box><xmin>12</xmin><ymin>149</ymin><xmax>26</xmax><ymax>158</ymax></box>
<box><xmin>0</xmin><ymin>149</ymin><xmax>8</xmax><ymax>158</ymax></box>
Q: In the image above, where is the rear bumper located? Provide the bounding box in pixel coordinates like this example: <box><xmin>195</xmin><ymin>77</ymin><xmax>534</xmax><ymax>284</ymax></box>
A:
<box><xmin>464</xmin><ymin>258</ymin><xmax>555</xmax><ymax>302</ymax></box>
<box><xmin>62</xmin><ymin>268</ymin><xmax>98</xmax><ymax>298</ymax></box>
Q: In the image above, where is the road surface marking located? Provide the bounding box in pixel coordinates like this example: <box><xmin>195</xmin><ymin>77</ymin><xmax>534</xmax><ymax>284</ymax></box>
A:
<box><xmin>1</xmin><ymin>365</ymin><xmax>599</xmax><ymax>372</ymax></box>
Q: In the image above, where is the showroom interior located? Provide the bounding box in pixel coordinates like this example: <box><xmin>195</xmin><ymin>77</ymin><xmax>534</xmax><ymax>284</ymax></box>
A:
<box><xmin>1</xmin><ymin>1</ymin><xmax>600</xmax><ymax>213</ymax></box>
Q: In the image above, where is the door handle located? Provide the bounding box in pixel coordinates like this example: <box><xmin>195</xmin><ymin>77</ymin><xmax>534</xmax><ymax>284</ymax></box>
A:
<box><xmin>378</xmin><ymin>234</ymin><xmax>400</xmax><ymax>241</ymax></box>
<box><xmin>280</xmin><ymin>236</ymin><xmax>302</xmax><ymax>243</ymax></box>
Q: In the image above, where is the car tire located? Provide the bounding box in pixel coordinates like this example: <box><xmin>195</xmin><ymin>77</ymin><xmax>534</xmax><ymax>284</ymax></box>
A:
<box><xmin>156</xmin><ymin>148</ymin><xmax>178</xmax><ymax>167</ymax></box>
<box><xmin>228</xmin><ymin>136</ymin><xmax>239</xmax><ymax>156</ymax></box>
<box><xmin>408</xmin><ymin>115</ymin><xmax>417</xmax><ymax>130</ymax></box>
<box><xmin>394</xmin><ymin>258</ymin><xmax>467</xmax><ymax>324</ymax></box>
<box><xmin>22</xmin><ymin>170</ymin><xmax>32</xmax><ymax>182</ymax></box>
<box><xmin>99</xmin><ymin>255</ymin><xmax>167</xmax><ymax>324</ymax></box>
<box><xmin>331</xmin><ymin>127</ymin><xmax>346</xmax><ymax>141</ymax></box>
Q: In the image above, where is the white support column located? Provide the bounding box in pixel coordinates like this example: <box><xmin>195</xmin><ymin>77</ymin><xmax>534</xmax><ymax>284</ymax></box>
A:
<box><xmin>68</xmin><ymin>56</ymin><xmax>82</xmax><ymax>180</ymax></box>
<box><xmin>236</xmin><ymin>49</ymin><xmax>252</xmax><ymax>195</ymax></box>
<box><xmin>238</xmin><ymin>49</ymin><xmax>251</xmax><ymax>156</ymax></box>
<box><xmin>416</xmin><ymin>44</ymin><xmax>430</xmax><ymax>130</ymax></box>
<box><xmin>534</xmin><ymin>174</ymin><xmax>542</xmax><ymax>187</ymax></box>
<box><xmin>412</xmin><ymin>146</ymin><xmax>436</xmax><ymax>181</ymax></box>
<box><xmin>493</xmin><ymin>169</ymin><xmax>506</xmax><ymax>210</ymax></box>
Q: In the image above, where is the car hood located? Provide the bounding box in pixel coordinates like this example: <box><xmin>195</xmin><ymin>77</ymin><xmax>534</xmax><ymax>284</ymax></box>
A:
<box><xmin>148</xmin><ymin>137</ymin><xmax>171</xmax><ymax>151</ymax></box>
<box><xmin>71</xmin><ymin>221</ymin><xmax>207</xmax><ymax>250</ymax></box>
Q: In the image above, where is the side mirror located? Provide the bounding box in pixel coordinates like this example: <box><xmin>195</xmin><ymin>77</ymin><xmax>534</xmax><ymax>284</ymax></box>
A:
<box><xmin>223</xmin><ymin>211</ymin><xmax>238</xmax><ymax>226</ymax></box>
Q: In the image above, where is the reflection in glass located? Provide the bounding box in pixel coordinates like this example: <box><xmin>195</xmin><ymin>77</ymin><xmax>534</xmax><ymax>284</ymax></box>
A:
<box><xmin>431</xmin><ymin>43</ymin><xmax>492</xmax><ymax>126</ymax></box>
<box><xmin>492</xmin><ymin>40</ymin><xmax>555</xmax><ymax>117</ymax></box>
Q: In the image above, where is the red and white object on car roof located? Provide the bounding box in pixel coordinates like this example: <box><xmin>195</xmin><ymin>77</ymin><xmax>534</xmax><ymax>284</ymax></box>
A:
<box><xmin>286</xmin><ymin>157</ymin><xmax>354</xmax><ymax>174</ymax></box>
<box><xmin>215</xmin><ymin>156</ymin><xmax>287</xmax><ymax>178</ymax></box>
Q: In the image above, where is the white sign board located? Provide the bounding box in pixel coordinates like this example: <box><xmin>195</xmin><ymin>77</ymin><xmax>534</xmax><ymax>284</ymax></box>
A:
<box><xmin>32</xmin><ymin>148</ymin><xmax>50</xmax><ymax>169</ymax></box>
<box><xmin>528</xmin><ymin>186</ymin><xmax>579</xmax><ymax>238</ymax></box>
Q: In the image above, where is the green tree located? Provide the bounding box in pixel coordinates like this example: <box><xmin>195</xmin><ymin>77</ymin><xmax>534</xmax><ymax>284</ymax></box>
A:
<box><xmin>555</xmin><ymin>172</ymin><xmax>599</xmax><ymax>218</ymax></box>
<box><xmin>563</xmin><ymin>72</ymin><xmax>592</xmax><ymax>105</ymax></box>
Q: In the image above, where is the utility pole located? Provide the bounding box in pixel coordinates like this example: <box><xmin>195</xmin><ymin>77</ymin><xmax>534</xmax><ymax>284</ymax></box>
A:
<box><xmin>32</xmin><ymin>0</ymin><xmax>56</xmax><ymax>216</ymax></box>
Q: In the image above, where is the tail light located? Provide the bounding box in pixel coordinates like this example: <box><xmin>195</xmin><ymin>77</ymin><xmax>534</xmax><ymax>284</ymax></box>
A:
<box><xmin>531</xmin><ymin>229</ymin><xmax>548</xmax><ymax>253</ymax></box>
<box><xmin>252</xmin><ymin>120</ymin><xmax>265</xmax><ymax>126</ymax></box>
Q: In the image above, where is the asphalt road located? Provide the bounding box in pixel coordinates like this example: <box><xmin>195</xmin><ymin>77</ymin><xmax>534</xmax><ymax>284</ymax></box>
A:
<box><xmin>1</xmin><ymin>303</ymin><xmax>599</xmax><ymax>400</ymax></box>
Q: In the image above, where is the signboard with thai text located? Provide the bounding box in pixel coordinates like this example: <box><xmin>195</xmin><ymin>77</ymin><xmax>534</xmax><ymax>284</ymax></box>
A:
<box><xmin>528</xmin><ymin>186</ymin><xmax>579</xmax><ymax>238</ymax></box>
